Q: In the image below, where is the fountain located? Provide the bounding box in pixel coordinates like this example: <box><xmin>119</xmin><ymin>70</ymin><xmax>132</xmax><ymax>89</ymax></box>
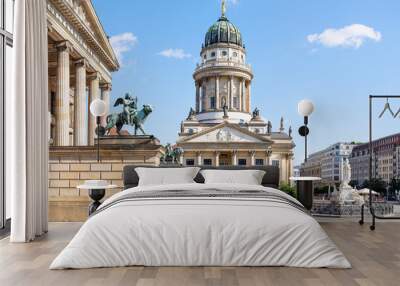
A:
<box><xmin>337</xmin><ymin>159</ymin><xmax>364</xmax><ymax>206</ymax></box>
<box><xmin>313</xmin><ymin>159</ymin><xmax>393</xmax><ymax>217</ymax></box>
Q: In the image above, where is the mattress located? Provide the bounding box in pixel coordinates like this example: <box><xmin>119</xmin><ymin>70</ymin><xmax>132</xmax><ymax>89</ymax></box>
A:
<box><xmin>50</xmin><ymin>183</ymin><xmax>351</xmax><ymax>269</ymax></box>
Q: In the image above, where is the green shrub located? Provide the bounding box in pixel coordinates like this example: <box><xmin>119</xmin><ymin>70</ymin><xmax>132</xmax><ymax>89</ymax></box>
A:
<box><xmin>279</xmin><ymin>182</ymin><xmax>297</xmax><ymax>198</ymax></box>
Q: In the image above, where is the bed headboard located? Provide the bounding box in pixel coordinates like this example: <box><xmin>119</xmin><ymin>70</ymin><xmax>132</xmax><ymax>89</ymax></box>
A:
<box><xmin>123</xmin><ymin>165</ymin><xmax>280</xmax><ymax>189</ymax></box>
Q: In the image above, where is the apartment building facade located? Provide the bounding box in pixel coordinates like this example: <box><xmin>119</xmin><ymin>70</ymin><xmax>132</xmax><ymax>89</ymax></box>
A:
<box><xmin>300</xmin><ymin>142</ymin><xmax>357</xmax><ymax>186</ymax></box>
<box><xmin>350</xmin><ymin>133</ymin><xmax>400</xmax><ymax>185</ymax></box>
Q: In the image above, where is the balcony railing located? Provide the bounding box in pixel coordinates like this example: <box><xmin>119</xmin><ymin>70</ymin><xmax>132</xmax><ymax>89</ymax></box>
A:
<box><xmin>195</xmin><ymin>60</ymin><xmax>252</xmax><ymax>72</ymax></box>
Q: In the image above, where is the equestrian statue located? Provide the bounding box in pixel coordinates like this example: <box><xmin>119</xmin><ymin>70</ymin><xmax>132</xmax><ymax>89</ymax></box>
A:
<box><xmin>105</xmin><ymin>93</ymin><xmax>153</xmax><ymax>135</ymax></box>
<box><xmin>161</xmin><ymin>143</ymin><xmax>184</xmax><ymax>164</ymax></box>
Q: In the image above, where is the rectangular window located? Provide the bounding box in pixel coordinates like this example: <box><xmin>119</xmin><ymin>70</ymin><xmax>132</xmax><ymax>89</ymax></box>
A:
<box><xmin>238</xmin><ymin>159</ymin><xmax>247</xmax><ymax>166</ymax></box>
<box><xmin>203</xmin><ymin>159</ymin><xmax>212</xmax><ymax>166</ymax></box>
<box><xmin>233</xmin><ymin>97</ymin><xmax>238</xmax><ymax>109</ymax></box>
<box><xmin>186</xmin><ymin>159</ymin><xmax>195</xmax><ymax>166</ymax></box>
<box><xmin>255</xmin><ymin>159</ymin><xmax>264</xmax><ymax>166</ymax></box>
<box><xmin>210</xmin><ymin>97</ymin><xmax>216</xmax><ymax>109</ymax></box>
<box><xmin>272</xmin><ymin>160</ymin><xmax>280</xmax><ymax>167</ymax></box>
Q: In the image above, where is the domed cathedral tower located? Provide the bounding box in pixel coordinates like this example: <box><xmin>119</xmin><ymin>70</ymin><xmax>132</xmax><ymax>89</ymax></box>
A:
<box><xmin>176</xmin><ymin>0</ymin><xmax>295</xmax><ymax>183</ymax></box>
<box><xmin>193</xmin><ymin>3</ymin><xmax>253</xmax><ymax>123</ymax></box>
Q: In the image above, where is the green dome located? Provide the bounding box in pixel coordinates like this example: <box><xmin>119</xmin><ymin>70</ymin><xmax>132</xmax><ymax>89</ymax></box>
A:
<box><xmin>204</xmin><ymin>16</ymin><xmax>243</xmax><ymax>48</ymax></box>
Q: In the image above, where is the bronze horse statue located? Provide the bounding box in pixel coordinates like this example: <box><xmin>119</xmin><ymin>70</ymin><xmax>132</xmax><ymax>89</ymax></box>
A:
<box><xmin>161</xmin><ymin>144</ymin><xmax>184</xmax><ymax>164</ymax></box>
<box><xmin>105</xmin><ymin>104</ymin><xmax>153</xmax><ymax>135</ymax></box>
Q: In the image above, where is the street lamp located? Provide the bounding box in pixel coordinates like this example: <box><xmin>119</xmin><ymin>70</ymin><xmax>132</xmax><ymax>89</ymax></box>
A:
<box><xmin>90</xmin><ymin>99</ymin><xmax>107</xmax><ymax>162</ymax></box>
<box><xmin>297</xmin><ymin>99</ymin><xmax>314</xmax><ymax>162</ymax></box>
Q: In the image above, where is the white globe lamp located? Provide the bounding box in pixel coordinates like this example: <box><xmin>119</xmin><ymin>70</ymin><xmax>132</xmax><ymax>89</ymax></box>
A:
<box><xmin>90</xmin><ymin>99</ymin><xmax>107</xmax><ymax>162</ymax></box>
<box><xmin>297</xmin><ymin>99</ymin><xmax>315</xmax><ymax>163</ymax></box>
<box><xmin>90</xmin><ymin>99</ymin><xmax>107</xmax><ymax>117</ymax></box>
<box><xmin>298</xmin><ymin>99</ymin><xmax>314</xmax><ymax>117</ymax></box>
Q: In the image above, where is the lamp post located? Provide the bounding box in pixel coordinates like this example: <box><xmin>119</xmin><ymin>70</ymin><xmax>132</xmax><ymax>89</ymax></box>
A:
<box><xmin>297</xmin><ymin>99</ymin><xmax>314</xmax><ymax>162</ymax></box>
<box><xmin>90</xmin><ymin>99</ymin><xmax>107</xmax><ymax>162</ymax></box>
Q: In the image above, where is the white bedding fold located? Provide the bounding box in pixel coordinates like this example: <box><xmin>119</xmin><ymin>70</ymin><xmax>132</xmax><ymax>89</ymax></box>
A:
<box><xmin>50</xmin><ymin>183</ymin><xmax>351</xmax><ymax>269</ymax></box>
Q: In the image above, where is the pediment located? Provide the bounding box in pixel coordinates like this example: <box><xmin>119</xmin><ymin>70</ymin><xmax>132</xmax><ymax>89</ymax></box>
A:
<box><xmin>181</xmin><ymin>123</ymin><xmax>272</xmax><ymax>144</ymax></box>
<box><xmin>58</xmin><ymin>0</ymin><xmax>119</xmax><ymax>68</ymax></box>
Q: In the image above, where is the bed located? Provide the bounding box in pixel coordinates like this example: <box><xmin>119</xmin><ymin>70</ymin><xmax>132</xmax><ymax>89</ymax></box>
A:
<box><xmin>50</xmin><ymin>166</ymin><xmax>351</xmax><ymax>269</ymax></box>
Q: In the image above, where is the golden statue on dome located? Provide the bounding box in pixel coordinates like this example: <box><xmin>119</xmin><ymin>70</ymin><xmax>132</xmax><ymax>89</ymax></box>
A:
<box><xmin>221</xmin><ymin>0</ymin><xmax>226</xmax><ymax>17</ymax></box>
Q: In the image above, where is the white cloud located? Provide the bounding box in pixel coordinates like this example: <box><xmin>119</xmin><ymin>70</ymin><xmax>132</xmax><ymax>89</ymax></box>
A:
<box><xmin>110</xmin><ymin>32</ymin><xmax>138</xmax><ymax>65</ymax></box>
<box><xmin>307</xmin><ymin>24</ymin><xmax>382</xmax><ymax>48</ymax></box>
<box><xmin>227</xmin><ymin>0</ymin><xmax>239</xmax><ymax>5</ymax></box>
<box><xmin>158</xmin><ymin>48</ymin><xmax>192</xmax><ymax>59</ymax></box>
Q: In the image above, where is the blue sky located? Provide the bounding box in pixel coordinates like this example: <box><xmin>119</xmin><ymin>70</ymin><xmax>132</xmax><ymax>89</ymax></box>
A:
<box><xmin>93</xmin><ymin>0</ymin><xmax>400</xmax><ymax>165</ymax></box>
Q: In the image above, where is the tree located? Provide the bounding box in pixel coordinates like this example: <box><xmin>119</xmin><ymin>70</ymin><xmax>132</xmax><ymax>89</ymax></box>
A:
<box><xmin>388</xmin><ymin>178</ymin><xmax>400</xmax><ymax>196</ymax></box>
<box><xmin>314</xmin><ymin>186</ymin><xmax>330</xmax><ymax>195</ymax></box>
<box><xmin>279</xmin><ymin>182</ymin><xmax>296</xmax><ymax>198</ymax></box>
<box><xmin>362</xmin><ymin>178</ymin><xmax>387</xmax><ymax>194</ymax></box>
<box><xmin>349</xmin><ymin>180</ymin><xmax>359</xmax><ymax>189</ymax></box>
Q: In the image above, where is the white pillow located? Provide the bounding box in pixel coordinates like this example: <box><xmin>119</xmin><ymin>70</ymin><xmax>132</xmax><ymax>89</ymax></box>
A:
<box><xmin>135</xmin><ymin>167</ymin><xmax>200</xmax><ymax>186</ymax></box>
<box><xmin>200</xmin><ymin>169</ymin><xmax>266</xmax><ymax>185</ymax></box>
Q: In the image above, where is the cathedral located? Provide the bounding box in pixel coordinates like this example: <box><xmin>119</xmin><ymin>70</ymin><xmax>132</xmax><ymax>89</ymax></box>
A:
<box><xmin>176</xmin><ymin>1</ymin><xmax>295</xmax><ymax>182</ymax></box>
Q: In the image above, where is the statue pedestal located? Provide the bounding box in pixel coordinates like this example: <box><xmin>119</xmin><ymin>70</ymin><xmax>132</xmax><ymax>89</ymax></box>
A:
<box><xmin>49</xmin><ymin>135</ymin><xmax>165</xmax><ymax>222</ymax></box>
<box><xmin>95</xmin><ymin>135</ymin><xmax>160</xmax><ymax>146</ymax></box>
<box><xmin>339</xmin><ymin>185</ymin><xmax>364</xmax><ymax>206</ymax></box>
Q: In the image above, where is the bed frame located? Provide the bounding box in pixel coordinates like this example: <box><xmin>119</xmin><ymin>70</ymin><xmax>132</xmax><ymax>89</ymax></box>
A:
<box><xmin>123</xmin><ymin>165</ymin><xmax>280</xmax><ymax>190</ymax></box>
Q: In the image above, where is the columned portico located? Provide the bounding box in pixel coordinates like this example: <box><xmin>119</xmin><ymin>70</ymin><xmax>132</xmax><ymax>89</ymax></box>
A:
<box><xmin>55</xmin><ymin>41</ymin><xmax>71</xmax><ymax>146</ymax></box>
<box><xmin>88</xmin><ymin>72</ymin><xmax>100</xmax><ymax>145</ymax></box>
<box><xmin>47</xmin><ymin>0</ymin><xmax>119</xmax><ymax>147</ymax></box>
<box><xmin>74</xmin><ymin>59</ymin><xmax>87</xmax><ymax>146</ymax></box>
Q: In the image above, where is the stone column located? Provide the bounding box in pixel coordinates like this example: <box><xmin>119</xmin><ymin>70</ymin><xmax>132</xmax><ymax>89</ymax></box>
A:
<box><xmin>197</xmin><ymin>152</ymin><xmax>202</xmax><ymax>166</ymax></box>
<box><xmin>232</xmin><ymin>150</ymin><xmax>238</xmax><ymax>166</ymax></box>
<box><xmin>215</xmin><ymin>151</ymin><xmax>220</xmax><ymax>167</ymax></box>
<box><xmin>215</xmin><ymin>77</ymin><xmax>220</xmax><ymax>109</ymax></box>
<box><xmin>280</xmin><ymin>156</ymin><xmax>287</xmax><ymax>183</ymax></box>
<box><xmin>100</xmin><ymin>83</ymin><xmax>112</xmax><ymax>127</ymax></box>
<box><xmin>229</xmin><ymin>76</ymin><xmax>234</xmax><ymax>109</ymax></box>
<box><xmin>179</xmin><ymin>152</ymin><xmax>184</xmax><ymax>165</ymax></box>
<box><xmin>239</xmin><ymin>80</ymin><xmax>243</xmax><ymax>112</ymax></box>
<box><xmin>55</xmin><ymin>41</ymin><xmax>71</xmax><ymax>146</ymax></box>
<box><xmin>287</xmin><ymin>153</ymin><xmax>294</xmax><ymax>183</ymax></box>
<box><xmin>195</xmin><ymin>82</ymin><xmax>200</xmax><ymax>112</ymax></box>
<box><xmin>266</xmin><ymin>147</ymin><xmax>272</xmax><ymax>165</ymax></box>
<box><xmin>242</xmin><ymin>79</ymin><xmax>246</xmax><ymax>112</ymax></box>
<box><xmin>201</xmin><ymin>82</ymin><xmax>207</xmax><ymax>112</ymax></box>
<box><xmin>250</xmin><ymin>150</ymin><xmax>256</xmax><ymax>166</ymax></box>
<box><xmin>73</xmin><ymin>59</ymin><xmax>87</xmax><ymax>146</ymax></box>
<box><xmin>88</xmin><ymin>72</ymin><xmax>100</xmax><ymax>145</ymax></box>
<box><xmin>247</xmin><ymin>82</ymin><xmax>251</xmax><ymax>112</ymax></box>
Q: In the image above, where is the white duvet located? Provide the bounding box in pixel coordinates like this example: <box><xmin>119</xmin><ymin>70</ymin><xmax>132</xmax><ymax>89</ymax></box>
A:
<box><xmin>50</xmin><ymin>183</ymin><xmax>351</xmax><ymax>269</ymax></box>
